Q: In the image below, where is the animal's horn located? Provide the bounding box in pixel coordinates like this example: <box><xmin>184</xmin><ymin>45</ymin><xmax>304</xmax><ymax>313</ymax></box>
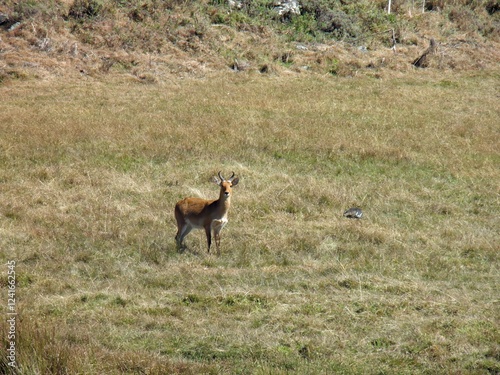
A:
<box><xmin>228</xmin><ymin>172</ymin><xmax>235</xmax><ymax>182</ymax></box>
<box><xmin>218</xmin><ymin>171</ymin><xmax>224</xmax><ymax>181</ymax></box>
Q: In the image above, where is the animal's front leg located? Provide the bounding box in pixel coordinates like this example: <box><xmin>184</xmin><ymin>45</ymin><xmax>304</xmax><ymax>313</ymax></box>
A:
<box><xmin>212</xmin><ymin>219</ymin><xmax>226</xmax><ymax>255</ymax></box>
<box><xmin>205</xmin><ymin>226</ymin><xmax>212</xmax><ymax>253</ymax></box>
<box><xmin>214</xmin><ymin>232</ymin><xmax>221</xmax><ymax>255</ymax></box>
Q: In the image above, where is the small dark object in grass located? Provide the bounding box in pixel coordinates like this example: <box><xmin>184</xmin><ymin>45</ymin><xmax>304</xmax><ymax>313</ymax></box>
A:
<box><xmin>343</xmin><ymin>207</ymin><xmax>363</xmax><ymax>219</ymax></box>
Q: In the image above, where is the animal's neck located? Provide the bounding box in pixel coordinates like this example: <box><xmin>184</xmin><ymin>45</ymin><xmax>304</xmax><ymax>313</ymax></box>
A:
<box><xmin>218</xmin><ymin>191</ymin><xmax>231</xmax><ymax>210</ymax></box>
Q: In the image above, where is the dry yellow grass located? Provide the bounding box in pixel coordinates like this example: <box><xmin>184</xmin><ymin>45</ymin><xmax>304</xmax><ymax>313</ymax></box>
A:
<box><xmin>0</xmin><ymin>69</ymin><xmax>499</xmax><ymax>374</ymax></box>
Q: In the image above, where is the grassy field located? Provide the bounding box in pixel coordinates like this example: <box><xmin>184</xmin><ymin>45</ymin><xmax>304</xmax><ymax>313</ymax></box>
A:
<box><xmin>0</xmin><ymin>70</ymin><xmax>499</xmax><ymax>374</ymax></box>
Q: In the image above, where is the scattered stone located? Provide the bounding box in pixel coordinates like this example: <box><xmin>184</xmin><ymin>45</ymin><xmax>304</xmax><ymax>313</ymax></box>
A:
<box><xmin>37</xmin><ymin>37</ymin><xmax>52</xmax><ymax>51</ymax></box>
<box><xmin>231</xmin><ymin>59</ymin><xmax>250</xmax><ymax>72</ymax></box>
<box><xmin>228</xmin><ymin>0</ymin><xmax>243</xmax><ymax>10</ymax></box>
<box><xmin>273</xmin><ymin>0</ymin><xmax>300</xmax><ymax>17</ymax></box>
<box><xmin>8</xmin><ymin>22</ymin><xmax>21</xmax><ymax>32</ymax></box>
<box><xmin>0</xmin><ymin>13</ymin><xmax>9</xmax><ymax>25</ymax></box>
<box><xmin>343</xmin><ymin>207</ymin><xmax>363</xmax><ymax>219</ymax></box>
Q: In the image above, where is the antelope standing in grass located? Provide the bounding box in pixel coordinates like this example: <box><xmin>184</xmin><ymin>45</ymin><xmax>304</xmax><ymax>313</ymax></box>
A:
<box><xmin>175</xmin><ymin>171</ymin><xmax>239</xmax><ymax>254</ymax></box>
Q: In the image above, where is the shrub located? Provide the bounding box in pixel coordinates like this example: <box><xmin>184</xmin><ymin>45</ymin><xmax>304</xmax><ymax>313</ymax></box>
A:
<box><xmin>317</xmin><ymin>8</ymin><xmax>361</xmax><ymax>38</ymax></box>
<box><xmin>289</xmin><ymin>12</ymin><xmax>318</xmax><ymax>41</ymax></box>
<box><xmin>68</xmin><ymin>0</ymin><xmax>104</xmax><ymax>19</ymax></box>
<box><xmin>10</xmin><ymin>0</ymin><xmax>61</xmax><ymax>21</ymax></box>
<box><xmin>446</xmin><ymin>3</ymin><xmax>499</xmax><ymax>38</ymax></box>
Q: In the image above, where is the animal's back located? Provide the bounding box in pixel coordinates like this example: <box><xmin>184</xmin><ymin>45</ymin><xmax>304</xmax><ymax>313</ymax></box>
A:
<box><xmin>175</xmin><ymin>197</ymin><xmax>216</xmax><ymax>219</ymax></box>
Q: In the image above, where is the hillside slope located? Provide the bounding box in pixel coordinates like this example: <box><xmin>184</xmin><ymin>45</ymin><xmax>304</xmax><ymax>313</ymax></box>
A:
<box><xmin>0</xmin><ymin>0</ymin><xmax>499</xmax><ymax>81</ymax></box>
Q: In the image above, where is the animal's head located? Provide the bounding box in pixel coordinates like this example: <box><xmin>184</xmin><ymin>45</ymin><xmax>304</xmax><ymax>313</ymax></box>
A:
<box><xmin>214</xmin><ymin>171</ymin><xmax>239</xmax><ymax>198</ymax></box>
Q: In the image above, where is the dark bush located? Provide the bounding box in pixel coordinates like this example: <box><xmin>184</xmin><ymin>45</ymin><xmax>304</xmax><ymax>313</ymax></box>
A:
<box><xmin>317</xmin><ymin>8</ymin><xmax>360</xmax><ymax>38</ymax></box>
<box><xmin>485</xmin><ymin>1</ymin><xmax>499</xmax><ymax>15</ymax></box>
<box><xmin>297</xmin><ymin>0</ymin><xmax>364</xmax><ymax>39</ymax></box>
<box><xmin>11</xmin><ymin>0</ymin><xmax>62</xmax><ymax>21</ymax></box>
<box><xmin>68</xmin><ymin>0</ymin><xmax>103</xmax><ymax>19</ymax></box>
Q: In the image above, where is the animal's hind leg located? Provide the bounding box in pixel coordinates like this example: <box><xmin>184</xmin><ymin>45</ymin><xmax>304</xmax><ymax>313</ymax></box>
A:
<box><xmin>176</xmin><ymin>224</ymin><xmax>192</xmax><ymax>250</ymax></box>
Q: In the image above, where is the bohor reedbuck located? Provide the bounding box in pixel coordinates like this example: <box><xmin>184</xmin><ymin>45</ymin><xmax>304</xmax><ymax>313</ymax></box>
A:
<box><xmin>175</xmin><ymin>171</ymin><xmax>239</xmax><ymax>253</ymax></box>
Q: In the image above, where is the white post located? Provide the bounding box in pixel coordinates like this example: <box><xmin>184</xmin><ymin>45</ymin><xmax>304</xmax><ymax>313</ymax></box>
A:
<box><xmin>387</xmin><ymin>0</ymin><xmax>392</xmax><ymax>14</ymax></box>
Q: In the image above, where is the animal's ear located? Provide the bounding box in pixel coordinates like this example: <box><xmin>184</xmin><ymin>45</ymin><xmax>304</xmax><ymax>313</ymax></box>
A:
<box><xmin>231</xmin><ymin>177</ymin><xmax>239</xmax><ymax>187</ymax></box>
<box><xmin>212</xmin><ymin>176</ymin><xmax>221</xmax><ymax>185</ymax></box>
